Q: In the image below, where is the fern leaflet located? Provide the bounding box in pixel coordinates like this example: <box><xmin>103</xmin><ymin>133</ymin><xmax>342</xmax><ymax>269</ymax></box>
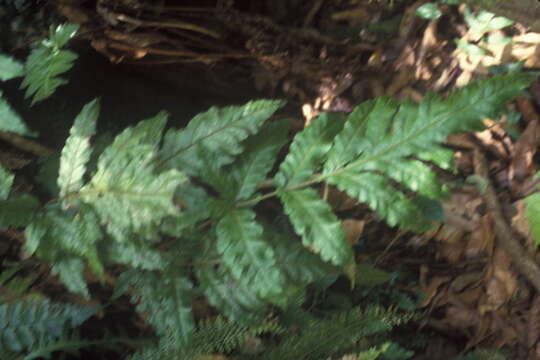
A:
<box><xmin>21</xmin><ymin>24</ymin><xmax>79</xmax><ymax>105</ymax></box>
<box><xmin>58</xmin><ymin>99</ymin><xmax>99</xmax><ymax>199</ymax></box>
<box><xmin>116</xmin><ymin>270</ymin><xmax>195</xmax><ymax>344</ymax></box>
<box><xmin>279</xmin><ymin>188</ymin><xmax>352</xmax><ymax>265</ymax></box>
<box><xmin>217</xmin><ymin>209</ymin><xmax>286</xmax><ymax>302</ymax></box>
<box><xmin>160</xmin><ymin>99</ymin><xmax>284</xmax><ymax>175</ymax></box>
<box><xmin>217</xmin><ymin>120</ymin><xmax>288</xmax><ymax>200</ymax></box>
<box><xmin>276</xmin><ymin>112</ymin><xmax>346</xmax><ymax>187</ymax></box>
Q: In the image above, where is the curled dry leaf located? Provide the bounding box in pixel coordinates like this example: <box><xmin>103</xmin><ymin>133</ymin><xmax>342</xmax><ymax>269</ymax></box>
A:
<box><xmin>466</xmin><ymin>215</ymin><xmax>495</xmax><ymax>259</ymax></box>
<box><xmin>341</xmin><ymin>219</ymin><xmax>365</xmax><ymax>245</ymax></box>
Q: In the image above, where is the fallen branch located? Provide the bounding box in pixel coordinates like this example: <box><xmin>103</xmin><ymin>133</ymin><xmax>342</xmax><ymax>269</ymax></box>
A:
<box><xmin>473</xmin><ymin>149</ymin><xmax>540</xmax><ymax>293</ymax></box>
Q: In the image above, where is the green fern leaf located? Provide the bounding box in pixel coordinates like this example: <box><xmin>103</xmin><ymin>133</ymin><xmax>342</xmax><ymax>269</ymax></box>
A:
<box><xmin>51</xmin><ymin>258</ymin><xmax>90</xmax><ymax>298</ymax></box>
<box><xmin>0</xmin><ymin>194</ymin><xmax>40</xmax><ymax>227</ymax></box>
<box><xmin>197</xmin><ymin>263</ymin><xmax>266</xmax><ymax>324</ymax></box>
<box><xmin>217</xmin><ymin>209</ymin><xmax>286</xmax><ymax>301</ymax></box>
<box><xmin>279</xmin><ymin>188</ymin><xmax>352</xmax><ymax>265</ymax></box>
<box><xmin>276</xmin><ymin>112</ymin><xmax>345</xmax><ymax>187</ymax></box>
<box><xmin>445</xmin><ymin>73</ymin><xmax>534</xmax><ymax>132</ymax></box>
<box><xmin>0</xmin><ymin>166</ymin><xmax>13</xmax><ymax>200</ymax></box>
<box><xmin>101</xmin><ymin>235</ymin><xmax>164</xmax><ymax>270</ymax></box>
<box><xmin>47</xmin><ymin>24</ymin><xmax>80</xmax><ymax>48</ymax></box>
<box><xmin>20</xmin><ymin>24</ymin><xmax>79</xmax><ymax>105</ymax></box>
<box><xmin>0</xmin><ymin>93</ymin><xmax>35</xmax><ymax>136</ymax></box>
<box><xmin>0</xmin><ymin>299</ymin><xmax>96</xmax><ymax>353</ymax></box>
<box><xmin>117</xmin><ymin>270</ymin><xmax>195</xmax><ymax>343</ymax></box>
<box><xmin>322</xmin><ymin>73</ymin><xmax>535</xmax><ymax>230</ymax></box>
<box><xmin>324</xmin><ymin>97</ymin><xmax>397</xmax><ymax>172</ymax></box>
<box><xmin>329</xmin><ymin>171</ymin><xmax>431</xmax><ymax>231</ymax></box>
<box><xmin>161</xmin><ymin>183</ymin><xmax>213</xmax><ymax>236</ymax></box>
<box><xmin>266</xmin><ymin>230</ymin><xmax>336</xmax><ymax>286</ymax></box>
<box><xmin>260</xmin><ymin>307</ymin><xmax>396</xmax><ymax>360</ymax></box>
<box><xmin>160</xmin><ymin>100</ymin><xmax>284</xmax><ymax>176</ymax></box>
<box><xmin>80</xmin><ymin>116</ymin><xmax>184</xmax><ymax>242</ymax></box>
<box><xmin>0</xmin><ymin>54</ymin><xmax>24</xmax><ymax>81</ymax></box>
<box><xmin>24</xmin><ymin>205</ymin><xmax>103</xmax><ymax>296</ymax></box>
<box><xmin>222</xmin><ymin>119</ymin><xmax>288</xmax><ymax>200</ymax></box>
<box><xmin>58</xmin><ymin>99</ymin><xmax>99</xmax><ymax>199</ymax></box>
<box><xmin>21</xmin><ymin>50</ymin><xmax>76</xmax><ymax>105</ymax></box>
<box><xmin>526</xmin><ymin>190</ymin><xmax>540</xmax><ymax>246</ymax></box>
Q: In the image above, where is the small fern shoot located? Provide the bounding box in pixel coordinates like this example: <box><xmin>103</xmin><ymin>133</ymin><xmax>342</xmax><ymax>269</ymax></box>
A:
<box><xmin>20</xmin><ymin>24</ymin><xmax>79</xmax><ymax>105</ymax></box>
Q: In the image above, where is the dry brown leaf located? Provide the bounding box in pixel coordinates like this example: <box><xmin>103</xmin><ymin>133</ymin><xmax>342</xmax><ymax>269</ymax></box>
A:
<box><xmin>450</xmin><ymin>272</ymin><xmax>484</xmax><ymax>293</ymax></box>
<box><xmin>419</xmin><ymin>276</ymin><xmax>451</xmax><ymax>307</ymax></box>
<box><xmin>324</xmin><ymin>186</ymin><xmax>358</xmax><ymax>212</ymax></box>
<box><xmin>512</xmin><ymin>199</ymin><xmax>535</xmax><ymax>250</ymax></box>
<box><xmin>492</xmin><ymin>249</ymin><xmax>518</xmax><ymax>298</ymax></box>
<box><xmin>438</xmin><ymin>240</ymin><xmax>466</xmax><ymax>264</ymax></box>
<box><xmin>445</xmin><ymin>304</ymin><xmax>481</xmax><ymax>329</ymax></box>
<box><xmin>342</xmin><ymin>219</ymin><xmax>365</xmax><ymax>245</ymax></box>
<box><xmin>457</xmin><ymin>286</ymin><xmax>484</xmax><ymax>305</ymax></box>
<box><xmin>481</xmin><ymin>277</ymin><xmax>508</xmax><ymax>312</ymax></box>
<box><xmin>466</xmin><ymin>215</ymin><xmax>495</xmax><ymax>258</ymax></box>
<box><xmin>510</xmin><ymin>96</ymin><xmax>540</xmax><ymax>185</ymax></box>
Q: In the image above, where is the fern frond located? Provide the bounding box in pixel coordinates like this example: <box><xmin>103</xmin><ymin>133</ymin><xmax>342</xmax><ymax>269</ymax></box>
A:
<box><xmin>217</xmin><ymin>119</ymin><xmax>288</xmax><ymax>200</ymax></box>
<box><xmin>259</xmin><ymin>307</ymin><xmax>398</xmax><ymax>360</ymax></box>
<box><xmin>161</xmin><ymin>183</ymin><xmax>213</xmax><ymax>236</ymax></box>
<box><xmin>276</xmin><ymin>112</ymin><xmax>346</xmax><ymax>187</ymax></box>
<box><xmin>51</xmin><ymin>258</ymin><xmax>90</xmax><ymax>299</ymax></box>
<box><xmin>188</xmin><ymin>316</ymin><xmax>284</xmax><ymax>356</ymax></box>
<box><xmin>116</xmin><ymin>269</ymin><xmax>195</xmax><ymax>344</ymax></box>
<box><xmin>0</xmin><ymin>194</ymin><xmax>40</xmax><ymax>227</ymax></box>
<box><xmin>20</xmin><ymin>24</ymin><xmax>79</xmax><ymax>105</ymax></box>
<box><xmin>0</xmin><ymin>166</ymin><xmax>14</xmax><ymax>200</ymax></box>
<box><xmin>160</xmin><ymin>100</ymin><xmax>284</xmax><ymax>176</ymax></box>
<box><xmin>80</xmin><ymin>114</ymin><xmax>184</xmax><ymax>242</ymax></box>
<box><xmin>100</xmin><ymin>237</ymin><xmax>165</xmax><ymax>270</ymax></box>
<box><xmin>0</xmin><ymin>93</ymin><xmax>34</xmax><ymax>136</ymax></box>
<box><xmin>279</xmin><ymin>188</ymin><xmax>352</xmax><ymax>265</ymax></box>
<box><xmin>0</xmin><ymin>54</ymin><xmax>24</xmax><ymax>81</ymax></box>
<box><xmin>58</xmin><ymin>99</ymin><xmax>99</xmax><ymax>199</ymax></box>
<box><xmin>0</xmin><ymin>299</ymin><xmax>96</xmax><ymax>354</ymax></box>
<box><xmin>329</xmin><ymin>171</ymin><xmax>432</xmax><ymax>230</ymax></box>
<box><xmin>196</xmin><ymin>263</ymin><xmax>267</xmax><ymax>324</ymax></box>
<box><xmin>266</xmin><ymin>229</ymin><xmax>337</xmax><ymax>286</ymax></box>
<box><xmin>217</xmin><ymin>209</ymin><xmax>286</xmax><ymax>302</ymax></box>
<box><xmin>321</xmin><ymin>72</ymin><xmax>535</xmax><ymax>231</ymax></box>
<box><xmin>324</xmin><ymin>97</ymin><xmax>397</xmax><ymax>172</ymax></box>
<box><xmin>24</xmin><ymin>205</ymin><xmax>103</xmax><ymax>297</ymax></box>
<box><xmin>130</xmin><ymin>316</ymin><xmax>283</xmax><ymax>360</ymax></box>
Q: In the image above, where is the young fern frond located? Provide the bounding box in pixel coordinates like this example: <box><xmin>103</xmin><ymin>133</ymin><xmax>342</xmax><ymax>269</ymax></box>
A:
<box><xmin>20</xmin><ymin>24</ymin><xmax>79</xmax><ymax>105</ymax></box>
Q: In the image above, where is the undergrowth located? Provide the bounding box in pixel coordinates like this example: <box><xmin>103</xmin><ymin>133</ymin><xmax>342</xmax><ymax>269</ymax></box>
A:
<box><xmin>0</xmin><ymin>23</ymin><xmax>535</xmax><ymax>359</ymax></box>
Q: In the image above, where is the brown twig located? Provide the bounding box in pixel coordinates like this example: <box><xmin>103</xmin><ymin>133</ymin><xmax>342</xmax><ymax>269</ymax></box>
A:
<box><xmin>473</xmin><ymin>149</ymin><xmax>540</xmax><ymax>293</ymax></box>
<box><xmin>0</xmin><ymin>131</ymin><xmax>53</xmax><ymax>157</ymax></box>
